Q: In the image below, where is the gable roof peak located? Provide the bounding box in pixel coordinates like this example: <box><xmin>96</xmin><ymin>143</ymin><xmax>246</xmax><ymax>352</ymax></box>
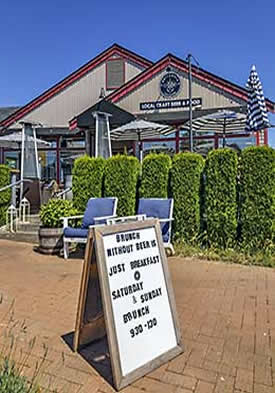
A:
<box><xmin>0</xmin><ymin>43</ymin><xmax>153</xmax><ymax>128</ymax></box>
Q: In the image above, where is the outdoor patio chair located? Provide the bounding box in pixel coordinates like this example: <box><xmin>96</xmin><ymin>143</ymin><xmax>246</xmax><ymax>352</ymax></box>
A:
<box><xmin>137</xmin><ymin>198</ymin><xmax>174</xmax><ymax>255</ymax></box>
<box><xmin>62</xmin><ymin>197</ymin><xmax>118</xmax><ymax>259</ymax></box>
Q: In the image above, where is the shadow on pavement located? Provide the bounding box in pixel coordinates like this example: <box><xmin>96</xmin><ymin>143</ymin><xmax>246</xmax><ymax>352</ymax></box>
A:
<box><xmin>62</xmin><ymin>332</ymin><xmax>113</xmax><ymax>387</ymax></box>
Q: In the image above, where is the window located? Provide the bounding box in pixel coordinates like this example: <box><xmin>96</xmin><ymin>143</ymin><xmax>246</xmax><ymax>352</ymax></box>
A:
<box><xmin>106</xmin><ymin>58</ymin><xmax>125</xmax><ymax>90</ymax></box>
<box><xmin>38</xmin><ymin>151</ymin><xmax>57</xmax><ymax>182</ymax></box>
<box><xmin>142</xmin><ymin>141</ymin><xmax>176</xmax><ymax>158</ymax></box>
<box><xmin>218</xmin><ymin>135</ymin><xmax>256</xmax><ymax>151</ymax></box>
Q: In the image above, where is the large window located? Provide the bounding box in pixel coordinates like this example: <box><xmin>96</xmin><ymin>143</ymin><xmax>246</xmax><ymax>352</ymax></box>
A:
<box><xmin>142</xmin><ymin>140</ymin><xmax>176</xmax><ymax>157</ymax></box>
<box><xmin>179</xmin><ymin>137</ymin><xmax>215</xmax><ymax>156</ymax></box>
<box><xmin>218</xmin><ymin>135</ymin><xmax>256</xmax><ymax>151</ymax></box>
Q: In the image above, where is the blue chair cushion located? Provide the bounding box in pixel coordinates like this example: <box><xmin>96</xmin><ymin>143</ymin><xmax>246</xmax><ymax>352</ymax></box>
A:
<box><xmin>64</xmin><ymin>227</ymin><xmax>88</xmax><ymax>238</ymax></box>
<box><xmin>82</xmin><ymin>198</ymin><xmax>116</xmax><ymax>229</ymax></box>
<box><xmin>138</xmin><ymin>198</ymin><xmax>172</xmax><ymax>220</ymax></box>
<box><xmin>138</xmin><ymin>198</ymin><xmax>172</xmax><ymax>244</ymax></box>
<box><xmin>161</xmin><ymin>222</ymin><xmax>169</xmax><ymax>243</ymax></box>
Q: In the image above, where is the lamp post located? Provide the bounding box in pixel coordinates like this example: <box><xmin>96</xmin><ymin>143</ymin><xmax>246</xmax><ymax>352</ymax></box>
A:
<box><xmin>187</xmin><ymin>54</ymin><xmax>193</xmax><ymax>152</ymax></box>
<box><xmin>186</xmin><ymin>53</ymin><xmax>200</xmax><ymax>152</ymax></box>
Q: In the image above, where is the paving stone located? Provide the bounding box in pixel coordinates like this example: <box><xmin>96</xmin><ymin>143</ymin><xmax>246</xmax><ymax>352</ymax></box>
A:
<box><xmin>1</xmin><ymin>240</ymin><xmax>275</xmax><ymax>393</ymax></box>
<box><xmin>195</xmin><ymin>380</ymin><xmax>215</xmax><ymax>393</ymax></box>
<box><xmin>183</xmin><ymin>367</ymin><xmax>217</xmax><ymax>384</ymax></box>
<box><xmin>214</xmin><ymin>375</ymin><xmax>234</xmax><ymax>393</ymax></box>
<box><xmin>254</xmin><ymin>383</ymin><xmax>275</xmax><ymax>393</ymax></box>
<box><xmin>235</xmin><ymin>368</ymin><xmax>253</xmax><ymax>393</ymax></box>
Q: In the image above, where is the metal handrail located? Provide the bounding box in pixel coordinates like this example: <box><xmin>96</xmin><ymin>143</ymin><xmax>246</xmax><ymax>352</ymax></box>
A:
<box><xmin>0</xmin><ymin>179</ymin><xmax>32</xmax><ymax>193</ymax></box>
<box><xmin>55</xmin><ymin>187</ymin><xmax>72</xmax><ymax>199</ymax></box>
<box><xmin>0</xmin><ymin>180</ymin><xmax>22</xmax><ymax>193</ymax></box>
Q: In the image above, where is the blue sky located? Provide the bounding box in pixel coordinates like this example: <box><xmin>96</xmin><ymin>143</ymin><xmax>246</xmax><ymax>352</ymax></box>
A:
<box><xmin>1</xmin><ymin>0</ymin><xmax>275</xmax><ymax>146</ymax></box>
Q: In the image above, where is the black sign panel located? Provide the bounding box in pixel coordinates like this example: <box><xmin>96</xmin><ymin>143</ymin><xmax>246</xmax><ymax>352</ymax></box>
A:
<box><xmin>140</xmin><ymin>98</ymin><xmax>202</xmax><ymax>111</ymax></box>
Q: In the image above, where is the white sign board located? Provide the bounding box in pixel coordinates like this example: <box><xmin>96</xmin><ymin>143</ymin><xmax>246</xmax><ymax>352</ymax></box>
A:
<box><xmin>94</xmin><ymin>219</ymin><xmax>182</xmax><ymax>390</ymax></box>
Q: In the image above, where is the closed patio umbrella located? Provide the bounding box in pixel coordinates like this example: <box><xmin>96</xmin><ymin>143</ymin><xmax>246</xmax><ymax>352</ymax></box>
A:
<box><xmin>245</xmin><ymin>65</ymin><xmax>270</xmax><ymax>133</ymax></box>
<box><xmin>110</xmin><ymin>119</ymin><xmax>171</xmax><ymax>160</ymax></box>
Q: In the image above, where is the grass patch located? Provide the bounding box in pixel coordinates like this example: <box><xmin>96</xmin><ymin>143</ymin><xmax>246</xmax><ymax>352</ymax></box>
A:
<box><xmin>0</xmin><ymin>297</ymin><xmax>65</xmax><ymax>393</ymax></box>
<box><xmin>0</xmin><ymin>358</ymin><xmax>41</xmax><ymax>393</ymax></box>
<box><xmin>174</xmin><ymin>241</ymin><xmax>275</xmax><ymax>268</ymax></box>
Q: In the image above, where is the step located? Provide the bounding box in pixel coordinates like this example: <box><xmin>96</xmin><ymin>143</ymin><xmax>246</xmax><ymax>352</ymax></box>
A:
<box><xmin>20</xmin><ymin>215</ymin><xmax>41</xmax><ymax>225</ymax></box>
<box><xmin>17</xmin><ymin>223</ymin><xmax>40</xmax><ymax>232</ymax></box>
<box><xmin>0</xmin><ymin>230</ymin><xmax>39</xmax><ymax>244</ymax></box>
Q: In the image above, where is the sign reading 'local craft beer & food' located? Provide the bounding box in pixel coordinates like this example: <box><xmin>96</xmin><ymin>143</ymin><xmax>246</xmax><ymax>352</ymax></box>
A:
<box><xmin>74</xmin><ymin>219</ymin><xmax>182</xmax><ymax>390</ymax></box>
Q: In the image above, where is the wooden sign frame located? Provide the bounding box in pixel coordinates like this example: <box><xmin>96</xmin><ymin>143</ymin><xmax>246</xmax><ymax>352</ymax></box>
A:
<box><xmin>93</xmin><ymin>218</ymin><xmax>183</xmax><ymax>390</ymax></box>
<box><xmin>73</xmin><ymin>233</ymin><xmax>106</xmax><ymax>351</ymax></box>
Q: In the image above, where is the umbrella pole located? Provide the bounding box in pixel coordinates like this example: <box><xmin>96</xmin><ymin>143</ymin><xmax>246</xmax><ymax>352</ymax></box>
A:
<box><xmin>222</xmin><ymin>119</ymin><xmax>226</xmax><ymax>148</ymax></box>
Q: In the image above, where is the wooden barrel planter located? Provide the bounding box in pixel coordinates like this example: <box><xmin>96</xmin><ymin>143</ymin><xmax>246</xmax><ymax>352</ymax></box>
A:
<box><xmin>38</xmin><ymin>227</ymin><xmax>63</xmax><ymax>255</ymax></box>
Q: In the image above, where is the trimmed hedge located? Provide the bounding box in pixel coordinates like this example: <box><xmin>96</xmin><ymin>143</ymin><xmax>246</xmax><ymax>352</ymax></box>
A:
<box><xmin>204</xmin><ymin>148</ymin><xmax>238</xmax><ymax>248</ymax></box>
<box><xmin>239</xmin><ymin>146</ymin><xmax>275</xmax><ymax>250</ymax></box>
<box><xmin>0</xmin><ymin>165</ymin><xmax>11</xmax><ymax>227</ymax></box>
<box><xmin>171</xmin><ymin>152</ymin><xmax>204</xmax><ymax>241</ymax></box>
<box><xmin>72</xmin><ymin>155</ymin><xmax>105</xmax><ymax>213</ymax></box>
<box><xmin>104</xmin><ymin>155</ymin><xmax>140</xmax><ymax>216</ymax></box>
<box><xmin>139</xmin><ymin>153</ymin><xmax>172</xmax><ymax>198</ymax></box>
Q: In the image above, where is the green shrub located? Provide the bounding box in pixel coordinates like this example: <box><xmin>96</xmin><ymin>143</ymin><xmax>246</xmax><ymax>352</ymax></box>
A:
<box><xmin>40</xmin><ymin>199</ymin><xmax>78</xmax><ymax>228</ymax></box>
<box><xmin>0</xmin><ymin>358</ymin><xmax>41</xmax><ymax>393</ymax></box>
<box><xmin>72</xmin><ymin>155</ymin><xmax>105</xmax><ymax>213</ymax></box>
<box><xmin>239</xmin><ymin>146</ymin><xmax>275</xmax><ymax>250</ymax></box>
<box><xmin>104</xmin><ymin>155</ymin><xmax>140</xmax><ymax>216</ymax></box>
<box><xmin>204</xmin><ymin>148</ymin><xmax>238</xmax><ymax>248</ymax></box>
<box><xmin>139</xmin><ymin>153</ymin><xmax>171</xmax><ymax>198</ymax></box>
<box><xmin>171</xmin><ymin>152</ymin><xmax>204</xmax><ymax>241</ymax></box>
<box><xmin>0</xmin><ymin>165</ymin><xmax>11</xmax><ymax>227</ymax></box>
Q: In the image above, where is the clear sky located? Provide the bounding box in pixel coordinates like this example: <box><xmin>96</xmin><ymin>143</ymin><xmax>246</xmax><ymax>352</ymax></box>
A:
<box><xmin>1</xmin><ymin>0</ymin><xmax>275</xmax><ymax>146</ymax></box>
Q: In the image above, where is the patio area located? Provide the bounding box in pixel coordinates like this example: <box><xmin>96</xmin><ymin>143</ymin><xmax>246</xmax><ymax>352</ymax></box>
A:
<box><xmin>0</xmin><ymin>239</ymin><xmax>275</xmax><ymax>393</ymax></box>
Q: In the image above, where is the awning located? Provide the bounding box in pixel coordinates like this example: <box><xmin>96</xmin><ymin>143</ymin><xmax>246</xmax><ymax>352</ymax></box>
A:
<box><xmin>69</xmin><ymin>100</ymin><xmax>135</xmax><ymax>131</ymax></box>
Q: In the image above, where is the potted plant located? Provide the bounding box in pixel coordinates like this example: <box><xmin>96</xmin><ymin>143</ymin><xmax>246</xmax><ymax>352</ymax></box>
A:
<box><xmin>39</xmin><ymin>199</ymin><xmax>78</xmax><ymax>255</ymax></box>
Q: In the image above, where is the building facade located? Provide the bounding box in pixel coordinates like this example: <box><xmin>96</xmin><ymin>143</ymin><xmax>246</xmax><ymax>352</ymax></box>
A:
<box><xmin>0</xmin><ymin>43</ymin><xmax>274</xmax><ymax>187</ymax></box>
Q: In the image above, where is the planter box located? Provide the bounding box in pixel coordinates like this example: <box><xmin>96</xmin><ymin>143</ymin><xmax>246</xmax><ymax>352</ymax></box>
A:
<box><xmin>38</xmin><ymin>227</ymin><xmax>63</xmax><ymax>255</ymax></box>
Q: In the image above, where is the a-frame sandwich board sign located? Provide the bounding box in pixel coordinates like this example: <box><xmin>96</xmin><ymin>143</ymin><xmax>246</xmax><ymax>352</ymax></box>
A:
<box><xmin>74</xmin><ymin>218</ymin><xmax>183</xmax><ymax>390</ymax></box>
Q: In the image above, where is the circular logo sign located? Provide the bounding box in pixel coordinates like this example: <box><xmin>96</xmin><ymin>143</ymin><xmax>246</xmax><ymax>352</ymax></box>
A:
<box><xmin>160</xmin><ymin>72</ymin><xmax>181</xmax><ymax>97</ymax></box>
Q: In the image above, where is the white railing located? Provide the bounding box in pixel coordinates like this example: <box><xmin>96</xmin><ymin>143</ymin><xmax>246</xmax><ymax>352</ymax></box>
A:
<box><xmin>0</xmin><ymin>179</ymin><xmax>22</xmax><ymax>193</ymax></box>
<box><xmin>55</xmin><ymin>187</ymin><xmax>72</xmax><ymax>200</ymax></box>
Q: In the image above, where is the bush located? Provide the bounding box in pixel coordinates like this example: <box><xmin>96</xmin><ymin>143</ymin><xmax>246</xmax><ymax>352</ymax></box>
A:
<box><xmin>72</xmin><ymin>155</ymin><xmax>105</xmax><ymax>213</ymax></box>
<box><xmin>40</xmin><ymin>199</ymin><xmax>78</xmax><ymax>228</ymax></box>
<box><xmin>204</xmin><ymin>148</ymin><xmax>238</xmax><ymax>248</ymax></box>
<box><xmin>139</xmin><ymin>153</ymin><xmax>171</xmax><ymax>198</ymax></box>
<box><xmin>239</xmin><ymin>146</ymin><xmax>275</xmax><ymax>250</ymax></box>
<box><xmin>104</xmin><ymin>155</ymin><xmax>140</xmax><ymax>216</ymax></box>
<box><xmin>171</xmin><ymin>152</ymin><xmax>204</xmax><ymax>241</ymax></box>
<box><xmin>0</xmin><ymin>358</ymin><xmax>41</xmax><ymax>393</ymax></box>
<box><xmin>0</xmin><ymin>165</ymin><xmax>11</xmax><ymax>227</ymax></box>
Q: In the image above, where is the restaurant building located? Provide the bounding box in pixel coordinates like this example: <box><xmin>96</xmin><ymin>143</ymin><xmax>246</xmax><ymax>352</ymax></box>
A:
<box><xmin>0</xmin><ymin>43</ymin><xmax>274</xmax><ymax>187</ymax></box>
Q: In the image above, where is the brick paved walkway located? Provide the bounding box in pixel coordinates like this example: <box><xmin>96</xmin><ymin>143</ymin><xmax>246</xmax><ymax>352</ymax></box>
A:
<box><xmin>0</xmin><ymin>239</ymin><xmax>275</xmax><ymax>393</ymax></box>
